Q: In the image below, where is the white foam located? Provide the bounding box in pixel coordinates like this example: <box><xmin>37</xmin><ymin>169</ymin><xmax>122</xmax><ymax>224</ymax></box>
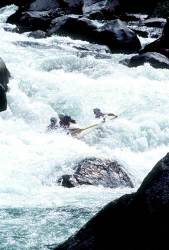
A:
<box><xmin>0</xmin><ymin>6</ymin><xmax>169</xmax><ymax>208</ymax></box>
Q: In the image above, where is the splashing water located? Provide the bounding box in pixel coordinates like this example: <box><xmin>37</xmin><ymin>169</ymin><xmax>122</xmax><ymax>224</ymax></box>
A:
<box><xmin>0</xmin><ymin>5</ymin><xmax>169</xmax><ymax>249</ymax></box>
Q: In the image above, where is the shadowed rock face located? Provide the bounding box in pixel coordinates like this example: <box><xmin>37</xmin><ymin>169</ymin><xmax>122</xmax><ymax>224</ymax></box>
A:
<box><xmin>0</xmin><ymin>58</ymin><xmax>10</xmax><ymax>112</ymax></box>
<box><xmin>0</xmin><ymin>85</ymin><xmax>7</xmax><ymax>112</ymax></box>
<box><xmin>140</xmin><ymin>18</ymin><xmax>169</xmax><ymax>59</ymax></box>
<box><xmin>119</xmin><ymin>0</ymin><xmax>158</xmax><ymax>14</ymax></box>
<box><xmin>0</xmin><ymin>0</ymin><xmax>33</xmax><ymax>9</ymax></box>
<box><xmin>58</xmin><ymin>157</ymin><xmax>134</xmax><ymax>188</ymax></box>
<box><xmin>0</xmin><ymin>58</ymin><xmax>11</xmax><ymax>91</ymax></box>
<box><xmin>54</xmin><ymin>153</ymin><xmax>169</xmax><ymax>250</ymax></box>
<box><xmin>83</xmin><ymin>0</ymin><xmax>121</xmax><ymax>20</ymax></box>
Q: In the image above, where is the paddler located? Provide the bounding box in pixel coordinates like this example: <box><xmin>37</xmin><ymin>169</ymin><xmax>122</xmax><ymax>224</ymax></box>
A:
<box><xmin>47</xmin><ymin>117</ymin><xmax>58</xmax><ymax>131</ymax></box>
<box><xmin>93</xmin><ymin>108</ymin><xmax>118</xmax><ymax>122</ymax></box>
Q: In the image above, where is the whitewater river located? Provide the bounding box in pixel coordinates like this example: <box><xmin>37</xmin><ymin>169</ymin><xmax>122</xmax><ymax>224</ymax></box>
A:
<box><xmin>0</xmin><ymin>5</ymin><xmax>169</xmax><ymax>249</ymax></box>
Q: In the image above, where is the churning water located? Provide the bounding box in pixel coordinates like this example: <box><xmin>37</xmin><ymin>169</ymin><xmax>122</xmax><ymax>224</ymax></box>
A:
<box><xmin>0</xmin><ymin>5</ymin><xmax>169</xmax><ymax>249</ymax></box>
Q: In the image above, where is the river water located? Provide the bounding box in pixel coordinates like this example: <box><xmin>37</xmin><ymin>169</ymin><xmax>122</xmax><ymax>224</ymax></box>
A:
<box><xmin>0</xmin><ymin>5</ymin><xmax>169</xmax><ymax>249</ymax></box>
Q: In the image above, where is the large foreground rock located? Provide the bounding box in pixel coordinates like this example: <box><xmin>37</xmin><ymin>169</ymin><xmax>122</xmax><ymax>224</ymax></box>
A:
<box><xmin>58</xmin><ymin>157</ymin><xmax>133</xmax><ymax>188</ymax></box>
<box><xmin>0</xmin><ymin>58</ymin><xmax>10</xmax><ymax>112</ymax></box>
<box><xmin>54</xmin><ymin>153</ymin><xmax>169</xmax><ymax>250</ymax></box>
<box><xmin>121</xmin><ymin>52</ymin><xmax>169</xmax><ymax>69</ymax></box>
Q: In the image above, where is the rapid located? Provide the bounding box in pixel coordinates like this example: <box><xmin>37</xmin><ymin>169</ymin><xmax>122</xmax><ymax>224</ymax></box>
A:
<box><xmin>0</xmin><ymin>5</ymin><xmax>169</xmax><ymax>249</ymax></box>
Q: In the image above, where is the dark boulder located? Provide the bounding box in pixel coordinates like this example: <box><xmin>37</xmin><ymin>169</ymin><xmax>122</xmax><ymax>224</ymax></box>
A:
<box><xmin>0</xmin><ymin>58</ymin><xmax>10</xmax><ymax>92</ymax></box>
<box><xmin>119</xmin><ymin>0</ymin><xmax>158</xmax><ymax>14</ymax></box>
<box><xmin>83</xmin><ymin>0</ymin><xmax>122</xmax><ymax>20</ymax></box>
<box><xmin>97</xmin><ymin>19</ymin><xmax>141</xmax><ymax>53</ymax></box>
<box><xmin>0</xmin><ymin>85</ymin><xmax>7</xmax><ymax>112</ymax></box>
<box><xmin>47</xmin><ymin>15</ymin><xmax>97</xmax><ymax>42</ymax></box>
<box><xmin>29</xmin><ymin>0</ymin><xmax>83</xmax><ymax>14</ymax></box>
<box><xmin>143</xmin><ymin>18</ymin><xmax>166</xmax><ymax>28</ymax></box>
<box><xmin>7</xmin><ymin>10</ymin><xmax>53</xmax><ymax>32</ymax></box>
<box><xmin>54</xmin><ymin>153</ymin><xmax>169</xmax><ymax>250</ymax></box>
<box><xmin>7</xmin><ymin>0</ymin><xmax>84</xmax><ymax>32</ymax></box>
<box><xmin>0</xmin><ymin>0</ymin><xmax>32</xmax><ymax>9</ymax></box>
<box><xmin>131</xmin><ymin>28</ymin><xmax>148</xmax><ymax>38</ymax></box>
<box><xmin>121</xmin><ymin>52</ymin><xmax>169</xmax><ymax>69</ymax></box>
<box><xmin>48</xmin><ymin>16</ymin><xmax>141</xmax><ymax>53</ymax></box>
<box><xmin>28</xmin><ymin>0</ymin><xmax>60</xmax><ymax>11</ymax></box>
<box><xmin>0</xmin><ymin>58</ymin><xmax>10</xmax><ymax>112</ymax></box>
<box><xmin>58</xmin><ymin>157</ymin><xmax>134</xmax><ymax>188</ymax></box>
<box><xmin>140</xmin><ymin>18</ymin><xmax>169</xmax><ymax>58</ymax></box>
<box><xmin>1</xmin><ymin>0</ymin><xmax>83</xmax><ymax>13</ymax></box>
<box><xmin>151</xmin><ymin>0</ymin><xmax>169</xmax><ymax>18</ymax></box>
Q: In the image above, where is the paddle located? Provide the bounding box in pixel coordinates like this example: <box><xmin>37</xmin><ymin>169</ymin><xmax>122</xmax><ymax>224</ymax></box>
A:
<box><xmin>69</xmin><ymin>115</ymin><xmax>118</xmax><ymax>137</ymax></box>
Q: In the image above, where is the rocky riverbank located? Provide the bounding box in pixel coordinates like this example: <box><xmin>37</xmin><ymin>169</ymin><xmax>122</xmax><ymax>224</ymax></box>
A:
<box><xmin>1</xmin><ymin>0</ymin><xmax>169</xmax><ymax>112</ymax></box>
<box><xmin>54</xmin><ymin>153</ymin><xmax>169</xmax><ymax>250</ymax></box>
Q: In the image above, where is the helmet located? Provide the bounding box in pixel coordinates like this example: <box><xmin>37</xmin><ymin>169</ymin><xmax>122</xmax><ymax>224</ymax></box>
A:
<box><xmin>93</xmin><ymin>108</ymin><xmax>101</xmax><ymax>114</ymax></box>
<box><xmin>50</xmin><ymin>117</ymin><xmax>57</xmax><ymax>124</ymax></box>
<box><xmin>59</xmin><ymin>114</ymin><xmax>76</xmax><ymax>126</ymax></box>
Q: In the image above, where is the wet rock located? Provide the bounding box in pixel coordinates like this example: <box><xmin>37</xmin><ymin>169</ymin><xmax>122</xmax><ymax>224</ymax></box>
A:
<box><xmin>58</xmin><ymin>157</ymin><xmax>134</xmax><ymax>188</ymax></box>
<box><xmin>28</xmin><ymin>30</ymin><xmax>47</xmax><ymax>39</ymax></box>
<box><xmin>123</xmin><ymin>14</ymin><xmax>147</xmax><ymax>22</ymax></box>
<box><xmin>48</xmin><ymin>16</ymin><xmax>141</xmax><ymax>53</ymax></box>
<box><xmin>73</xmin><ymin>43</ymin><xmax>111</xmax><ymax>59</ymax></box>
<box><xmin>121</xmin><ymin>52</ymin><xmax>169</xmax><ymax>69</ymax></box>
<box><xmin>119</xmin><ymin>0</ymin><xmax>158</xmax><ymax>14</ymax></box>
<box><xmin>7</xmin><ymin>0</ymin><xmax>83</xmax><ymax>32</ymax></box>
<box><xmin>47</xmin><ymin>15</ymin><xmax>97</xmax><ymax>41</ymax></box>
<box><xmin>0</xmin><ymin>58</ymin><xmax>10</xmax><ymax>92</ymax></box>
<box><xmin>28</xmin><ymin>0</ymin><xmax>61</xmax><ymax>11</ymax></box>
<box><xmin>131</xmin><ymin>28</ymin><xmax>148</xmax><ymax>38</ymax></box>
<box><xmin>97</xmin><ymin>19</ymin><xmax>141</xmax><ymax>53</ymax></box>
<box><xmin>29</xmin><ymin>0</ymin><xmax>83</xmax><ymax>14</ymax></box>
<box><xmin>54</xmin><ymin>153</ymin><xmax>169</xmax><ymax>250</ymax></box>
<box><xmin>0</xmin><ymin>58</ymin><xmax>10</xmax><ymax>112</ymax></box>
<box><xmin>7</xmin><ymin>10</ymin><xmax>52</xmax><ymax>32</ymax></box>
<box><xmin>0</xmin><ymin>85</ymin><xmax>7</xmax><ymax>112</ymax></box>
<box><xmin>143</xmin><ymin>18</ymin><xmax>166</xmax><ymax>28</ymax></box>
<box><xmin>83</xmin><ymin>0</ymin><xmax>121</xmax><ymax>20</ymax></box>
<box><xmin>151</xmin><ymin>0</ymin><xmax>169</xmax><ymax>18</ymax></box>
<box><xmin>0</xmin><ymin>0</ymin><xmax>31</xmax><ymax>9</ymax></box>
<box><xmin>140</xmin><ymin>18</ymin><xmax>169</xmax><ymax>58</ymax></box>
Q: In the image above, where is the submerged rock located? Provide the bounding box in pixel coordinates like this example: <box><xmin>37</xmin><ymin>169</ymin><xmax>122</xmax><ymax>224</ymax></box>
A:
<box><xmin>58</xmin><ymin>157</ymin><xmax>134</xmax><ymax>188</ymax></box>
<box><xmin>121</xmin><ymin>52</ymin><xmax>169</xmax><ymax>69</ymax></box>
<box><xmin>54</xmin><ymin>153</ymin><xmax>169</xmax><ymax>250</ymax></box>
<box><xmin>28</xmin><ymin>30</ymin><xmax>47</xmax><ymax>39</ymax></box>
